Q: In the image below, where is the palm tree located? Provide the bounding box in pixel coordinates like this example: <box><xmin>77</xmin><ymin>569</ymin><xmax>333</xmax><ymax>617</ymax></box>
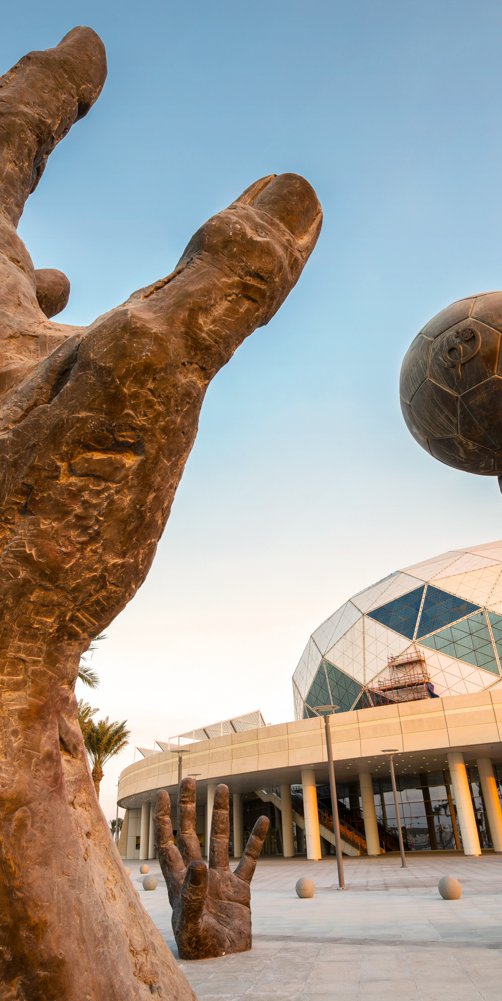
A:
<box><xmin>84</xmin><ymin>718</ymin><xmax>130</xmax><ymax>799</ymax></box>
<box><xmin>77</xmin><ymin>663</ymin><xmax>100</xmax><ymax>689</ymax></box>
<box><xmin>77</xmin><ymin>700</ymin><xmax>98</xmax><ymax>740</ymax></box>
<box><xmin>77</xmin><ymin>633</ymin><xmax>105</xmax><ymax>690</ymax></box>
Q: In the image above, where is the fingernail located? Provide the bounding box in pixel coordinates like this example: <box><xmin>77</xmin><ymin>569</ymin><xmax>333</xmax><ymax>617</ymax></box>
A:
<box><xmin>252</xmin><ymin>173</ymin><xmax>322</xmax><ymax>243</ymax></box>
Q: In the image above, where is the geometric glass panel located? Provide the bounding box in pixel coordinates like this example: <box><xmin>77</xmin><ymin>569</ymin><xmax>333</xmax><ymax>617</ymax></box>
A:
<box><xmin>311</xmin><ymin>601</ymin><xmax>361</xmax><ymax>657</ymax></box>
<box><xmin>324</xmin><ymin>618</ymin><xmax>365</xmax><ymax>684</ymax></box>
<box><xmin>487</xmin><ymin>611</ymin><xmax>502</xmax><ymax>670</ymax></box>
<box><xmin>368</xmin><ymin>586</ymin><xmax>425</xmax><ymax>639</ymax></box>
<box><xmin>417</xmin><ymin>585</ymin><xmax>479</xmax><ymax>638</ymax></box>
<box><xmin>421</xmin><ymin>612</ymin><xmax>500</xmax><ymax>675</ymax></box>
<box><xmin>305</xmin><ymin>665</ymin><xmax>332</xmax><ymax>715</ymax></box>
<box><xmin>323</xmin><ymin>661</ymin><xmax>362</xmax><ymax>713</ymax></box>
<box><xmin>293</xmin><ymin>637</ymin><xmax>322</xmax><ymax>697</ymax></box>
<box><xmin>353</xmin><ymin>688</ymin><xmax>393</xmax><ymax>709</ymax></box>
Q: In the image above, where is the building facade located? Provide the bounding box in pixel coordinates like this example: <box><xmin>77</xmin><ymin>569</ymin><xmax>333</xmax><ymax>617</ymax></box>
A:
<box><xmin>117</xmin><ymin>542</ymin><xmax>502</xmax><ymax>861</ymax></box>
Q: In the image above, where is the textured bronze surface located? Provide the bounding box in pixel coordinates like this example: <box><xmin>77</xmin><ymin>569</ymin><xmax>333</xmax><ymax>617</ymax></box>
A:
<box><xmin>400</xmin><ymin>292</ymin><xmax>502</xmax><ymax>476</ymax></box>
<box><xmin>155</xmin><ymin>779</ymin><xmax>269</xmax><ymax>959</ymax></box>
<box><xmin>0</xmin><ymin>26</ymin><xmax>322</xmax><ymax>1001</ymax></box>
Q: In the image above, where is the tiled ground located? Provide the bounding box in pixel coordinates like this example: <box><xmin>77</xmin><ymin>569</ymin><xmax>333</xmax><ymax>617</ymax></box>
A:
<box><xmin>129</xmin><ymin>853</ymin><xmax>502</xmax><ymax>1000</ymax></box>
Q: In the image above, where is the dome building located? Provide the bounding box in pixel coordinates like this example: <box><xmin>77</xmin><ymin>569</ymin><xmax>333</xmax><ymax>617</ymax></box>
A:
<box><xmin>293</xmin><ymin>540</ymin><xmax>502</xmax><ymax>718</ymax></box>
<box><xmin>118</xmin><ymin>542</ymin><xmax>502</xmax><ymax>863</ymax></box>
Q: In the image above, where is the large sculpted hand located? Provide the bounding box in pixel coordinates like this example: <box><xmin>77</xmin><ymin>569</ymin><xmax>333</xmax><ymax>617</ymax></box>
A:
<box><xmin>0</xmin><ymin>25</ymin><xmax>321</xmax><ymax>1001</ymax></box>
<box><xmin>155</xmin><ymin>779</ymin><xmax>269</xmax><ymax>959</ymax></box>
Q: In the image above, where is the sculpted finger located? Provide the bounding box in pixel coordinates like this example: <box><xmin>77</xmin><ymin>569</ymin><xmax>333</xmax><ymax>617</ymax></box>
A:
<box><xmin>125</xmin><ymin>172</ymin><xmax>322</xmax><ymax>378</ymax></box>
<box><xmin>209</xmin><ymin>784</ymin><xmax>230</xmax><ymax>871</ymax></box>
<box><xmin>0</xmin><ymin>27</ymin><xmax>107</xmax><ymax>225</ymax></box>
<box><xmin>177</xmin><ymin>776</ymin><xmax>202</xmax><ymax>866</ymax></box>
<box><xmin>234</xmin><ymin>815</ymin><xmax>270</xmax><ymax>884</ymax></box>
<box><xmin>35</xmin><ymin>269</ymin><xmax>70</xmax><ymax>318</ymax></box>
<box><xmin>179</xmin><ymin>860</ymin><xmax>208</xmax><ymax>929</ymax></box>
<box><xmin>154</xmin><ymin>790</ymin><xmax>185</xmax><ymax>905</ymax></box>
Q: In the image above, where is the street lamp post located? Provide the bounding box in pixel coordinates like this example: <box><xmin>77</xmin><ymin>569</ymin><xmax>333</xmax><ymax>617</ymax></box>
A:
<box><xmin>307</xmin><ymin>703</ymin><xmax>345</xmax><ymax>890</ymax></box>
<box><xmin>171</xmin><ymin>746</ymin><xmax>191</xmax><ymax>834</ymax></box>
<box><xmin>381</xmin><ymin>749</ymin><xmax>407</xmax><ymax>868</ymax></box>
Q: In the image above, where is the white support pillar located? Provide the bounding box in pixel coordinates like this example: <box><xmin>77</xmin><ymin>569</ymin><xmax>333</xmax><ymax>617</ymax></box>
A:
<box><xmin>139</xmin><ymin>801</ymin><xmax>150</xmax><ymax>861</ymax></box>
<box><xmin>447</xmin><ymin>751</ymin><xmax>481</xmax><ymax>856</ymax></box>
<box><xmin>301</xmin><ymin>768</ymin><xmax>322</xmax><ymax>861</ymax></box>
<box><xmin>148</xmin><ymin>803</ymin><xmax>156</xmax><ymax>859</ymax></box>
<box><xmin>477</xmin><ymin>757</ymin><xmax>502</xmax><ymax>852</ymax></box>
<box><xmin>205</xmin><ymin>783</ymin><xmax>216</xmax><ymax>858</ymax></box>
<box><xmin>359</xmin><ymin>771</ymin><xmax>380</xmax><ymax>856</ymax></box>
<box><xmin>280</xmin><ymin>783</ymin><xmax>295</xmax><ymax>857</ymax></box>
<box><xmin>233</xmin><ymin>792</ymin><xmax>244</xmax><ymax>858</ymax></box>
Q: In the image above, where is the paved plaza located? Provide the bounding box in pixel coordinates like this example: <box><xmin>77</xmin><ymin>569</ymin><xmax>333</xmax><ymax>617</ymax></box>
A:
<box><xmin>129</xmin><ymin>853</ymin><xmax>502</xmax><ymax>1000</ymax></box>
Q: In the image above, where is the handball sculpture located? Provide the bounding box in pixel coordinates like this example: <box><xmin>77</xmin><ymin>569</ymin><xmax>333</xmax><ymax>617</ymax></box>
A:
<box><xmin>401</xmin><ymin>292</ymin><xmax>502</xmax><ymax>481</ymax></box>
<box><xmin>155</xmin><ymin>779</ymin><xmax>270</xmax><ymax>959</ymax></box>
<box><xmin>0</xmin><ymin>27</ymin><xmax>321</xmax><ymax>1001</ymax></box>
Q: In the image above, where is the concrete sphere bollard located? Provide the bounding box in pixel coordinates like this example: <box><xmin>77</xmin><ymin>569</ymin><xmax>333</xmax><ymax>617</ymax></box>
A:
<box><xmin>140</xmin><ymin>864</ymin><xmax>149</xmax><ymax>874</ymax></box>
<box><xmin>143</xmin><ymin>875</ymin><xmax>158</xmax><ymax>891</ymax></box>
<box><xmin>295</xmin><ymin>877</ymin><xmax>315</xmax><ymax>898</ymax></box>
<box><xmin>438</xmin><ymin>876</ymin><xmax>462</xmax><ymax>900</ymax></box>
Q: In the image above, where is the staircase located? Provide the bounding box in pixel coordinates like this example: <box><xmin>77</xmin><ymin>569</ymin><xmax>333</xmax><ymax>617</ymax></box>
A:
<box><xmin>255</xmin><ymin>788</ymin><xmax>364</xmax><ymax>856</ymax></box>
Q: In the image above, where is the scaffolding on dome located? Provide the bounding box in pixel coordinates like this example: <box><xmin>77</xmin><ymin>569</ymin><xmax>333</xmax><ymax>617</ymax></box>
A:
<box><xmin>369</xmin><ymin>648</ymin><xmax>437</xmax><ymax>704</ymax></box>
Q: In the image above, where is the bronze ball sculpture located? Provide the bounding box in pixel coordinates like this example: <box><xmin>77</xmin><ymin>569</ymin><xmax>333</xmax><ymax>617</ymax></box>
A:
<box><xmin>400</xmin><ymin>292</ymin><xmax>502</xmax><ymax>480</ymax></box>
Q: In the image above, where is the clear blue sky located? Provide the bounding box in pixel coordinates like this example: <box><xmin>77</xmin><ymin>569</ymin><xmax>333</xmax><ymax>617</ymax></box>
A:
<box><xmin>5</xmin><ymin>1</ymin><xmax>502</xmax><ymax>818</ymax></box>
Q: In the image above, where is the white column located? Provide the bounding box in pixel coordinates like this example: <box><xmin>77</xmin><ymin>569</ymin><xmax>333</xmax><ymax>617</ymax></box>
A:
<box><xmin>301</xmin><ymin>768</ymin><xmax>321</xmax><ymax>860</ymax></box>
<box><xmin>205</xmin><ymin>783</ymin><xmax>216</xmax><ymax>858</ymax></box>
<box><xmin>139</xmin><ymin>801</ymin><xmax>150</xmax><ymax>861</ymax></box>
<box><xmin>148</xmin><ymin>803</ymin><xmax>156</xmax><ymax>859</ymax></box>
<box><xmin>447</xmin><ymin>751</ymin><xmax>481</xmax><ymax>856</ymax></box>
<box><xmin>232</xmin><ymin>792</ymin><xmax>244</xmax><ymax>858</ymax></box>
<box><xmin>477</xmin><ymin>757</ymin><xmax>502</xmax><ymax>852</ymax></box>
<box><xmin>280</xmin><ymin>783</ymin><xmax>295</xmax><ymax>857</ymax></box>
<box><xmin>359</xmin><ymin>771</ymin><xmax>380</xmax><ymax>856</ymax></box>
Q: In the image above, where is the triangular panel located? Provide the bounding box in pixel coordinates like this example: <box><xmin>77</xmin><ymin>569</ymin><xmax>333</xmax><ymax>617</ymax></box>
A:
<box><xmin>403</xmin><ymin>551</ymin><xmax>462</xmax><ymax>582</ymax></box>
<box><xmin>421</xmin><ymin>612</ymin><xmax>500</xmax><ymax>675</ymax></box>
<box><xmin>363</xmin><ymin>617</ymin><xmax>410</xmax><ymax>684</ymax></box>
<box><xmin>368</xmin><ymin>586</ymin><xmax>425</xmax><ymax>639</ymax></box>
<box><xmin>466</xmin><ymin>541</ymin><xmax>502</xmax><ymax>561</ymax></box>
<box><xmin>293</xmin><ymin>637</ymin><xmax>322</xmax><ymax>696</ymax></box>
<box><xmin>417</xmin><ymin>586</ymin><xmax>479</xmax><ymax>637</ymax></box>
<box><xmin>323</xmin><ymin>662</ymin><xmax>362</xmax><ymax>713</ymax></box>
<box><xmin>433</xmin><ymin>551</ymin><xmax>499</xmax><ymax>578</ymax></box>
<box><xmin>324</xmin><ymin>618</ymin><xmax>365</xmax><ymax>683</ymax></box>
<box><xmin>305</xmin><ymin>664</ymin><xmax>332</xmax><ymax>714</ymax></box>
<box><xmin>434</xmin><ymin>564</ymin><xmax>502</xmax><ymax>608</ymax></box>
<box><xmin>352</xmin><ymin>572</ymin><xmax>422</xmax><ymax>614</ymax></box>
<box><xmin>292</xmin><ymin>681</ymin><xmax>304</xmax><ymax>720</ymax></box>
<box><xmin>311</xmin><ymin>601</ymin><xmax>361</xmax><ymax>656</ymax></box>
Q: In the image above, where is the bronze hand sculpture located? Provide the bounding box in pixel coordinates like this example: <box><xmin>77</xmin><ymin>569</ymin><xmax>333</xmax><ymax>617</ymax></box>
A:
<box><xmin>155</xmin><ymin>779</ymin><xmax>269</xmax><ymax>959</ymax></box>
<box><xmin>0</xmin><ymin>25</ymin><xmax>321</xmax><ymax>1001</ymax></box>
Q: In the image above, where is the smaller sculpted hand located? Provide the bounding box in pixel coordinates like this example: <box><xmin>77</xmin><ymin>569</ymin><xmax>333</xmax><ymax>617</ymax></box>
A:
<box><xmin>154</xmin><ymin>778</ymin><xmax>269</xmax><ymax>959</ymax></box>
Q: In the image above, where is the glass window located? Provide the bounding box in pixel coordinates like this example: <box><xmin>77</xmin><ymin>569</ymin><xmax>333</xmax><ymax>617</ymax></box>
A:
<box><xmin>368</xmin><ymin>586</ymin><xmax>425</xmax><ymax>639</ymax></box>
<box><xmin>421</xmin><ymin>611</ymin><xmax>500</xmax><ymax>675</ymax></box>
<box><xmin>374</xmin><ymin>770</ymin><xmax>460</xmax><ymax>851</ymax></box>
<box><xmin>323</xmin><ymin>662</ymin><xmax>362</xmax><ymax>712</ymax></box>
<box><xmin>417</xmin><ymin>585</ymin><xmax>479</xmax><ymax>637</ymax></box>
<box><xmin>305</xmin><ymin>666</ymin><xmax>331</xmax><ymax>714</ymax></box>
